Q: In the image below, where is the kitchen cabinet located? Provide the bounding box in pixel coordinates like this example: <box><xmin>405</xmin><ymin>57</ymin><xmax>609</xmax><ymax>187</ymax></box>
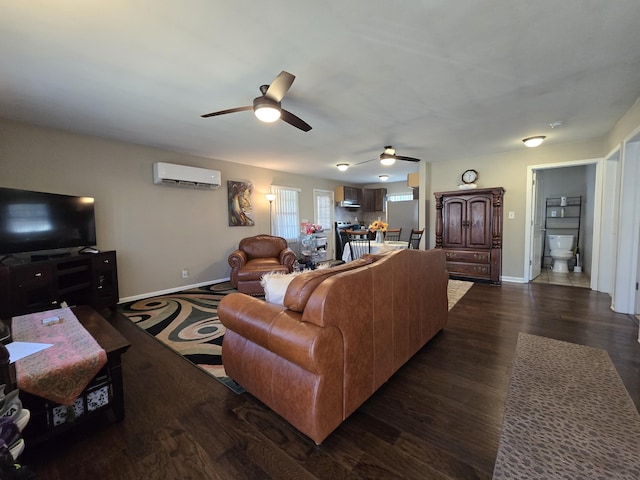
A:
<box><xmin>407</xmin><ymin>172</ymin><xmax>419</xmax><ymax>188</ymax></box>
<box><xmin>362</xmin><ymin>188</ymin><xmax>387</xmax><ymax>211</ymax></box>
<box><xmin>335</xmin><ymin>186</ymin><xmax>362</xmax><ymax>206</ymax></box>
<box><xmin>434</xmin><ymin>187</ymin><xmax>504</xmax><ymax>284</ymax></box>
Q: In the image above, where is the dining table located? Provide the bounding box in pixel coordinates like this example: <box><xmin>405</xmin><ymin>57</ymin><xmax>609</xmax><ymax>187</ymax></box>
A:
<box><xmin>342</xmin><ymin>240</ymin><xmax>409</xmax><ymax>262</ymax></box>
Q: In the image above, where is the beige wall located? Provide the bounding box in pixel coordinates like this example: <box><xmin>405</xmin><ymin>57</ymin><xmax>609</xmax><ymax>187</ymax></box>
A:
<box><xmin>3</xmin><ymin>95</ymin><xmax>639</xmax><ymax>293</ymax></box>
<box><xmin>426</xmin><ymin>137</ymin><xmax>607</xmax><ymax>280</ymax></box>
<box><xmin>608</xmin><ymin>96</ymin><xmax>640</xmax><ymax>150</ymax></box>
<box><xmin>0</xmin><ymin>120</ymin><xmax>340</xmax><ymax>299</ymax></box>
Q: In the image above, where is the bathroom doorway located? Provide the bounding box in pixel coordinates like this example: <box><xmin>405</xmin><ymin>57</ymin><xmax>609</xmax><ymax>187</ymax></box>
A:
<box><xmin>524</xmin><ymin>159</ymin><xmax>601</xmax><ymax>289</ymax></box>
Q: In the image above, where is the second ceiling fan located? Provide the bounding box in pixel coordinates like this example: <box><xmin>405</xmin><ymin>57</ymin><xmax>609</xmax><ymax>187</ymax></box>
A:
<box><xmin>201</xmin><ymin>71</ymin><xmax>312</xmax><ymax>132</ymax></box>
<box><xmin>357</xmin><ymin>146</ymin><xmax>421</xmax><ymax>166</ymax></box>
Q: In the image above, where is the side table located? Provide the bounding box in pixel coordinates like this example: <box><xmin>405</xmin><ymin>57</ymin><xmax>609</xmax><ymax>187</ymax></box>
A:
<box><xmin>13</xmin><ymin>306</ymin><xmax>130</xmax><ymax>443</ymax></box>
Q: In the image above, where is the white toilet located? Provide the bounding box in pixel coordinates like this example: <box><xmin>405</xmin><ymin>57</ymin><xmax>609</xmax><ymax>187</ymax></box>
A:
<box><xmin>547</xmin><ymin>234</ymin><xmax>575</xmax><ymax>273</ymax></box>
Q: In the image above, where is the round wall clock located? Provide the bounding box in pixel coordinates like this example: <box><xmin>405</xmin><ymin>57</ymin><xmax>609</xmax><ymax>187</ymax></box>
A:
<box><xmin>461</xmin><ymin>169</ymin><xmax>478</xmax><ymax>184</ymax></box>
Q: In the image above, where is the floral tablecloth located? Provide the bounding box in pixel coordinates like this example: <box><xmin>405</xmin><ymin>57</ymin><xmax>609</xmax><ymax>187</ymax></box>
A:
<box><xmin>12</xmin><ymin>307</ymin><xmax>107</xmax><ymax>406</ymax></box>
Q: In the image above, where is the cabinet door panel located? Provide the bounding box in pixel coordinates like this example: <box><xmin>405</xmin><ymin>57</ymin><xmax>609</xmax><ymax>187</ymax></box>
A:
<box><xmin>92</xmin><ymin>252</ymin><xmax>119</xmax><ymax>309</ymax></box>
<box><xmin>442</xmin><ymin>199</ymin><xmax>465</xmax><ymax>247</ymax></box>
<box><xmin>467</xmin><ymin>197</ymin><xmax>492</xmax><ymax>248</ymax></box>
<box><xmin>11</xmin><ymin>264</ymin><xmax>57</xmax><ymax>314</ymax></box>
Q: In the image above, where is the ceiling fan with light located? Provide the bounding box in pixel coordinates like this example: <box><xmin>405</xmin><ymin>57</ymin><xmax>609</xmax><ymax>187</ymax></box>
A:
<box><xmin>201</xmin><ymin>71</ymin><xmax>312</xmax><ymax>132</ymax></box>
<box><xmin>354</xmin><ymin>146</ymin><xmax>421</xmax><ymax>166</ymax></box>
<box><xmin>378</xmin><ymin>145</ymin><xmax>421</xmax><ymax>165</ymax></box>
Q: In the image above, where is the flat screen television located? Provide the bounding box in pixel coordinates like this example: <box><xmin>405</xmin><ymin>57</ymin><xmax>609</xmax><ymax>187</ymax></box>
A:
<box><xmin>0</xmin><ymin>187</ymin><xmax>97</xmax><ymax>256</ymax></box>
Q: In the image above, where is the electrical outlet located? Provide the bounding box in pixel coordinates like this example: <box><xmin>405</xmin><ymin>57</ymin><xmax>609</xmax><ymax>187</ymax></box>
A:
<box><xmin>181</xmin><ymin>269</ymin><xmax>189</xmax><ymax>278</ymax></box>
<box><xmin>508</xmin><ymin>211</ymin><xmax>515</xmax><ymax>219</ymax></box>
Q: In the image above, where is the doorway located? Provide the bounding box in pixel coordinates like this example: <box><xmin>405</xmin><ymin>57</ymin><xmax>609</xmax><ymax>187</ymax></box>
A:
<box><xmin>313</xmin><ymin>189</ymin><xmax>335</xmax><ymax>260</ymax></box>
<box><xmin>524</xmin><ymin>159</ymin><xmax>602</xmax><ymax>290</ymax></box>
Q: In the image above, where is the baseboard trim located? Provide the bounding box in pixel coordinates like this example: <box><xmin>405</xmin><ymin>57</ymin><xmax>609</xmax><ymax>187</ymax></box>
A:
<box><xmin>118</xmin><ymin>277</ymin><xmax>230</xmax><ymax>304</ymax></box>
<box><xmin>501</xmin><ymin>276</ymin><xmax>526</xmax><ymax>284</ymax></box>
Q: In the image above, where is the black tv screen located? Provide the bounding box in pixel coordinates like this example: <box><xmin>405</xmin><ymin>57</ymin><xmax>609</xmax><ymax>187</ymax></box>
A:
<box><xmin>0</xmin><ymin>187</ymin><xmax>97</xmax><ymax>255</ymax></box>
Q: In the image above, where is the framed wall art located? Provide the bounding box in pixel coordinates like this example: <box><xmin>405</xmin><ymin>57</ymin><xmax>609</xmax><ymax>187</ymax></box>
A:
<box><xmin>227</xmin><ymin>180</ymin><xmax>255</xmax><ymax>226</ymax></box>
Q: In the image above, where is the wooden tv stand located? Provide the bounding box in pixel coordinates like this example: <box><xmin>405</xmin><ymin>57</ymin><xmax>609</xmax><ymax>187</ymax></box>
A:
<box><xmin>0</xmin><ymin>250</ymin><xmax>119</xmax><ymax>319</ymax></box>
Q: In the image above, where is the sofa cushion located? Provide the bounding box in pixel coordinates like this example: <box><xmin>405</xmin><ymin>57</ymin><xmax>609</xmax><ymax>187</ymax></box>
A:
<box><xmin>261</xmin><ymin>271</ymin><xmax>303</xmax><ymax>305</ymax></box>
<box><xmin>237</xmin><ymin>258</ymin><xmax>289</xmax><ymax>282</ymax></box>
<box><xmin>283</xmin><ymin>256</ymin><xmax>377</xmax><ymax>313</ymax></box>
<box><xmin>239</xmin><ymin>235</ymin><xmax>288</xmax><ymax>259</ymax></box>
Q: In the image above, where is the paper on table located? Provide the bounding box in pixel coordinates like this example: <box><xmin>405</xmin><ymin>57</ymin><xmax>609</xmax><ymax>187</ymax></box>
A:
<box><xmin>6</xmin><ymin>342</ymin><xmax>53</xmax><ymax>363</ymax></box>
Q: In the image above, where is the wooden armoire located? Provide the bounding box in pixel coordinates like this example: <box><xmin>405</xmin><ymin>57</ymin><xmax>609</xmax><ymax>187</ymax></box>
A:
<box><xmin>434</xmin><ymin>187</ymin><xmax>505</xmax><ymax>285</ymax></box>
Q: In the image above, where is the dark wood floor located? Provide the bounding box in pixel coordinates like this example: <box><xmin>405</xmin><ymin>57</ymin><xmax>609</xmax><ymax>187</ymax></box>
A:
<box><xmin>22</xmin><ymin>283</ymin><xmax>640</xmax><ymax>479</ymax></box>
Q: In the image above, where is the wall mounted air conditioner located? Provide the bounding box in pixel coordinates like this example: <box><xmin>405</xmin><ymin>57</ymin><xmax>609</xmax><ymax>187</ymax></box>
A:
<box><xmin>153</xmin><ymin>162</ymin><xmax>221</xmax><ymax>189</ymax></box>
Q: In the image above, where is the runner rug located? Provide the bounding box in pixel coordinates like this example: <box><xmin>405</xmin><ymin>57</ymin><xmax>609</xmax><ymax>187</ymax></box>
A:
<box><xmin>493</xmin><ymin>333</ymin><xmax>640</xmax><ymax>479</ymax></box>
<box><xmin>118</xmin><ymin>279</ymin><xmax>473</xmax><ymax>394</ymax></box>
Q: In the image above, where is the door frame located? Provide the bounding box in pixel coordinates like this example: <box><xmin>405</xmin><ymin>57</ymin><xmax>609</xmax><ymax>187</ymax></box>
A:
<box><xmin>529</xmin><ymin>170</ymin><xmax>543</xmax><ymax>280</ymax></box>
<box><xmin>313</xmin><ymin>189</ymin><xmax>335</xmax><ymax>260</ymax></box>
<box><xmin>523</xmin><ymin>158</ymin><xmax>604</xmax><ymax>290</ymax></box>
<box><xmin>613</xmin><ymin>133</ymin><xmax>640</xmax><ymax>315</ymax></box>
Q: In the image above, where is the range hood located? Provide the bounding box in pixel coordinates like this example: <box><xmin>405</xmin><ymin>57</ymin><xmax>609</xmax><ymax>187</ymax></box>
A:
<box><xmin>337</xmin><ymin>201</ymin><xmax>360</xmax><ymax>208</ymax></box>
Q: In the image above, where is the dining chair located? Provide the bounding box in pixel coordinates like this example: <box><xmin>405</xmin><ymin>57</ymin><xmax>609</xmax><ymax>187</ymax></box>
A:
<box><xmin>408</xmin><ymin>229</ymin><xmax>424</xmax><ymax>249</ymax></box>
<box><xmin>344</xmin><ymin>229</ymin><xmax>368</xmax><ymax>238</ymax></box>
<box><xmin>384</xmin><ymin>228</ymin><xmax>402</xmax><ymax>241</ymax></box>
<box><xmin>346</xmin><ymin>231</ymin><xmax>371</xmax><ymax>260</ymax></box>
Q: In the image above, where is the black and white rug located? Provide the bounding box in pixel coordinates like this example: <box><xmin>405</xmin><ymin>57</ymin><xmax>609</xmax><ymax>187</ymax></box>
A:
<box><xmin>118</xmin><ymin>279</ymin><xmax>473</xmax><ymax>395</ymax></box>
<box><xmin>118</xmin><ymin>281</ymin><xmax>245</xmax><ymax>393</ymax></box>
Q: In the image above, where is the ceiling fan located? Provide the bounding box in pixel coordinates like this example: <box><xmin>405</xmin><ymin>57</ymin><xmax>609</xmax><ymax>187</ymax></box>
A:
<box><xmin>201</xmin><ymin>71</ymin><xmax>312</xmax><ymax>132</ymax></box>
<box><xmin>355</xmin><ymin>146</ymin><xmax>421</xmax><ymax>166</ymax></box>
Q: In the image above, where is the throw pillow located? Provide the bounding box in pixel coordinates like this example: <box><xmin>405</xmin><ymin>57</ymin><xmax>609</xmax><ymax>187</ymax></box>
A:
<box><xmin>261</xmin><ymin>271</ymin><xmax>302</xmax><ymax>305</ymax></box>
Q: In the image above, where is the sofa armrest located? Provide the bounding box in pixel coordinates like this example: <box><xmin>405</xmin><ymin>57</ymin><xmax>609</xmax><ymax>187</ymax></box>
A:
<box><xmin>219</xmin><ymin>293</ymin><xmax>342</xmax><ymax>373</ymax></box>
<box><xmin>228</xmin><ymin>249</ymin><xmax>247</xmax><ymax>269</ymax></box>
<box><xmin>228</xmin><ymin>249</ymin><xmax>247</xmax><ymax>287</ymax></box>
<box><xmin>280</xmin><ymin>247</ymin><xmax>296</xmax><ymax>270</ymax></box>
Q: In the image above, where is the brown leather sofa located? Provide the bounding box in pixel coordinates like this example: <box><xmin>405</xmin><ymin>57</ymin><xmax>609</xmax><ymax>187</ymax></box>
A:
<box><xmin>228</xmin><ymin>234</ymin><xmax>296</xmax><ymax>295</ymax></box>
<box><xmin>218</xmin><ymin>248</ymin><xmax>448</xmax><ymax>444</ymax></box>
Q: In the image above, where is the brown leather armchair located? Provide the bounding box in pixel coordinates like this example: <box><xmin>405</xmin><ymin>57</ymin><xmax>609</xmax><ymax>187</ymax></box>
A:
<box><xmin>228</xmin><ymin>234</ymin><xmax>296</xmax><ymax>295</ymax></box>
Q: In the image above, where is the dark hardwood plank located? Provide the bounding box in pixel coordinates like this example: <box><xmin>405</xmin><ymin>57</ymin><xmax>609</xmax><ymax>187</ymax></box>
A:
<box><xmin>22</xmin><ymin>283</ymin><xmax>640</xmax><ymax>479</ymax></box>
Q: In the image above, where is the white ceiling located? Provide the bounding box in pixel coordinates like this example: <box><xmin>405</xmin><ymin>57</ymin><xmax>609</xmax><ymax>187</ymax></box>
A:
<box><xmin>2</xmin><ymin>1</ymin><xmax>640</xmax><ymax>184</ymax></box>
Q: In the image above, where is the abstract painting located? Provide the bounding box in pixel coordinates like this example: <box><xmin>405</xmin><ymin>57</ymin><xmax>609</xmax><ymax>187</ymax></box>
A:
<box><xmin>227</xmin><ymin>180</ymin><xmax>255</xmax><ymax>226</ymax></box>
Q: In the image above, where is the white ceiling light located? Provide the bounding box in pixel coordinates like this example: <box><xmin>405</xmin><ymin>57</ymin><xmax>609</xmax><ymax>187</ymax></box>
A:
<box><xmin>380</xmin><ymin>146</ymin><xmax>396</xmax><ymax>165</ymax></box>
<box><xmin>522</xmin><ymin>136</ymin><xmax>546</xmax><ymax>147</ymax></box>
<box><xmin>253</xmin><ymin>97</ymin><xmax>281</xmax><ymax>123</ymax></box>
<box><xmin>379</xmin><ymin>174</ymin><xmax>389</xmax><ymax>181</ymax></box>
<box><xmin>336</xmin><ymin>163</ymin><xmax>349</xmax><ymax>171</ymax></box>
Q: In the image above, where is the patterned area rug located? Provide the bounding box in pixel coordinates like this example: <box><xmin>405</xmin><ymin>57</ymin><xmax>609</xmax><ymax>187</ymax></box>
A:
<box><xmin>493</xmin><ymin>333</ymin><xmax>640</xmax><ymax>479</ymax></box>
<box><xmin>447</xmin><ymin>279</ymin><xmax>473</xmax><ymax>310</ymax></box>
<box><xmin>118</xmin><ymin>282</ymin><xmax>245</xmax><ymax>393</ymax></box>
<box><xmin>118</xmin><ymin>279</ymin><xmax>473</xmax><ymax>394</ymax></box>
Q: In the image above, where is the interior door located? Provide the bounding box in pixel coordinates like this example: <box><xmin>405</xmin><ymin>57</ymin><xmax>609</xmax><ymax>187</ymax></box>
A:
<box><xmin>636</xmin><ymin>234</ymin><xmax>640</xmax><ymax>319</ymax></box>
<box><xmin>530</xmin><ymin>170</ymin><xmax>543</xmax><ymax>280</ymax></box>
<box><xmin>313</xmin><ymin>189</ymin><xmax>334</xmax><ymax>260</ymax></box>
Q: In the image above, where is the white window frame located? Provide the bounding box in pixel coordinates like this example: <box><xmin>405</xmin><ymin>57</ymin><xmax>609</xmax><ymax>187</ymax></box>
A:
<box><xmin>270</xmin><ymin>185</ymin><xmax>301</xmax><ymax>251</ymax></box>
